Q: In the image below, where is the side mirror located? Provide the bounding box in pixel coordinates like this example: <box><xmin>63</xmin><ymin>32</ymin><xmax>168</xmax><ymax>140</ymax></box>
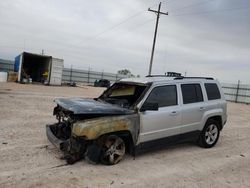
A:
<box><xmin>140</xmin><ymin>102</ymin><xmax>159</xmax><ymax>112</ymax></box>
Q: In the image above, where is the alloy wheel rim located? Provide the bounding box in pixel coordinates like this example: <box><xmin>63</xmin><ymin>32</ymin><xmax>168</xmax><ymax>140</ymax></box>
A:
<box><xmin>103</xmin><ymin>136</ymin><xmax>125</xmax><ymax>164</ymax></box>
<box><xmin>205</xmin><ymin>124</ymin><xmax>218</xmax><ymax>145</ymax></box>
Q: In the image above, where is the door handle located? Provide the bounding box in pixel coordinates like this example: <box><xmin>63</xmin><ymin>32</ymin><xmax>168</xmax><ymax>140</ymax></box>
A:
<box><xmin>199</xmin><ymin>107</ymin><xmax>206</xmax><ymax>111</ymax></box>
<box><xmin>170</xmin><ymin>111</ymin><xmax>178</xmax><ymax>116</ymax></box>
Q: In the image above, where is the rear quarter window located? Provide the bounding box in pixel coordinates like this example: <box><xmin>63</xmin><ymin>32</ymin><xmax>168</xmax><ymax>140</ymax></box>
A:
<box><xmin>205</xmin><ymin>83</ymin><xmax>221</xmax><ymax>100</ymax></box>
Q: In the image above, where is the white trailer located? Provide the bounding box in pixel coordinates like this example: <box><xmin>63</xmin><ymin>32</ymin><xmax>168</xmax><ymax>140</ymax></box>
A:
<box><xmin>14</xmin><ymin>52</ymin><xmax>64</xmax><ymax>86</ymax></box>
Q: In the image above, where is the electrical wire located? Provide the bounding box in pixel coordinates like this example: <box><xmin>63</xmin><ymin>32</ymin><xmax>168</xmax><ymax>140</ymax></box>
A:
<box><xmin>72</xmin><ymin>2</ymin><xmax>161</xmax><ymax>47</ymax></box>
<box><xmin>169</xmin><ymin>0</ymin><xmax>215</xmax><ymax>12</ymax></box>
<box><xmin>170</xmin><ymin>5</ymin><xmax>250</xmax><ymax>16</ymax></box>
<box><xmin>74</xmin><ymin>11</ymin><xmax>145</xmax><ymax>46</ymax></box>
<box><xmin>46</xmin><ymin>18</ymin><xmax>155</xmax><ymax>56</ymax></box>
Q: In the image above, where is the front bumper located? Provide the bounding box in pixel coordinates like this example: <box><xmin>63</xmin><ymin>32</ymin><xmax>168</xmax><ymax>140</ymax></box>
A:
<box><xmin>46</xmin><ymin>124</ymin><xmax>69</xmax><ymax>151</ymax></box>
<box><xmin>46</xmin><ymin>123</ymin><xmax>90</xmax><ymax>164</ymax></box>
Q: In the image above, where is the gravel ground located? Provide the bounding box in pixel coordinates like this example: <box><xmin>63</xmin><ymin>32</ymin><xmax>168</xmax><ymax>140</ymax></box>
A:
<box><xmin>0</xmin><ymin>82</ymin><xmax>249</xmax><ymax>188</ymax></box>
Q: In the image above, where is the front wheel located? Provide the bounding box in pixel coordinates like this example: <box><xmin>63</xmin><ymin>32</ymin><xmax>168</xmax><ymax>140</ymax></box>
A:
<box><xmin>198</xmin><ymin>119</ymin><xmax>220</xmax><ymax>148</ymax></box>
<box><xmin>100</xmin><ymin>135</ymin><xmax>126</xmax><ymax>165</ymax></box>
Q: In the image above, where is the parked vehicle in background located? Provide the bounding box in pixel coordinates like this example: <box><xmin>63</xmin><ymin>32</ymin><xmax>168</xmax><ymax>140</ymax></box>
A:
<box><xmin>94</xmin><ymin>79</ymin><xmax>110</xmax><ymax>88</ymax></box>
<box><xmin>46</xmin><ymin>76</ymin><xmax>227</xmax><ymax>165</ymax></box>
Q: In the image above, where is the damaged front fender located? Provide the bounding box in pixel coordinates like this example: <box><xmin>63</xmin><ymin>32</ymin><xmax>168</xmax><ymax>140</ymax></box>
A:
<box><xmin>72</xmin><ymin>114</ymin><xmax>140</xmax><ymax>145</ymax></box>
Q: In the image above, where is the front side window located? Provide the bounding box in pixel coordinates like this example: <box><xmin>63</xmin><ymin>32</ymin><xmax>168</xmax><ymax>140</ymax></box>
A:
<box><xmin>205</xmin><ymin>83</ymin><xmax>221</xmax><ymax>100</ymax></box>
<box><xmin>181</xmin><ymin>84</ymin><xmax>203</xmax><ymax>104</ymax></box>
<box><xmin>145</xmin><ymin>85</ymin><xmax>177</xmax><ymax>107</ymax></box>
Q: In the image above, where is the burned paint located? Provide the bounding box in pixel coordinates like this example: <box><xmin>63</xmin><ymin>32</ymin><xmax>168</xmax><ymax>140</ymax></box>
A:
<box><xmin>72</xmin><ymin>114</ymin><xmax>140</xmax><ymax>144</ymax></box>
<box><xmin>54</xmin><ymin>98</ymin><xmax>134</xmax><ymax>115</ymax></box>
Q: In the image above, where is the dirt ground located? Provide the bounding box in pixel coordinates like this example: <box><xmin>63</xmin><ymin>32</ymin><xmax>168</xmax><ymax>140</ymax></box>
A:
<box><xmin>0</xmin><ymin>83</ymin><xmax>249</xmax><ymax>188</ymax></box>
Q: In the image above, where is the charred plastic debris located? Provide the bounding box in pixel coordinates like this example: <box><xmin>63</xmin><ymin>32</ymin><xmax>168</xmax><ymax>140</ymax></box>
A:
<box><xmin>46</xmin><ymin>82</ymin><xmax>149</xmax><ymax>165</ymax></box>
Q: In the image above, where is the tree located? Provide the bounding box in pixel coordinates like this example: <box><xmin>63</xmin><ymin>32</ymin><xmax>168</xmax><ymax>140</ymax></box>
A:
<box><xmin>117</xmin><ymin>69</ymin><xmax>131</xmax><ymax>75</ymax></box>
<box><xmin>117</xmin><ymin>69</ymin><xmax>135</xmax><ymax>77</ymax></box>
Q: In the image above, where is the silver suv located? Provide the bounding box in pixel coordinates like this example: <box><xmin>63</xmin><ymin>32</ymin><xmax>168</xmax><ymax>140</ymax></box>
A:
<box><xmin>46</xmin><ymin>76</ymin><xmax>227</xmax><ymax>165</ymax></box>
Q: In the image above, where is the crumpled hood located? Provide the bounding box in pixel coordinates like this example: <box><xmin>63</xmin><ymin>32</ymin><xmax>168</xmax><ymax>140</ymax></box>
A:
<box><xmin>54</xmin><ymin>97</ymin><xmax>134</xmax><ymax>115</ymax></box>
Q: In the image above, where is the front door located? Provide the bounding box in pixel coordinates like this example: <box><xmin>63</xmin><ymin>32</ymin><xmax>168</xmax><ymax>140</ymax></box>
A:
<box><xmin>139</xmin><ymin>84</ymin><xmax>181</xmax><ymax>143</ymax></box>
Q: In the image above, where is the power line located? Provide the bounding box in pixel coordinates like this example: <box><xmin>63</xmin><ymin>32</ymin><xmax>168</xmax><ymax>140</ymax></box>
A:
<box><xmin>171</xmin><ymin>6</ymin><xmax>250</xmax><ymax>17</ymax></box>
<box><xmin>74</xmin><ymin>11</ymin><xmax>145</xmax><ymax>46</ymax></box>
<box><xmin>169</xmin><ymin>0</ymin><xmax>214</xmax><ymax>12</ymax></box>
<box><xmin>116</xmin><ymin>19</ymin><xmax>155</xmax><ymax>38</ymax></box>
<box><xmin>73</xmin><ymin>2</ymin><xmax>162</xmax><ymax>47</ymax></box>
<box><xmin>48</xmin><ymin>18</ymin><xmax>155</xmax><ymax>56</ymax></box>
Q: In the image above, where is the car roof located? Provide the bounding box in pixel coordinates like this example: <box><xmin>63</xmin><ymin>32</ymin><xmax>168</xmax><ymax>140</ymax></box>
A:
<box><xmin>119</xmin><ymin>76</ymin><xmax>217</xmax><ymax>85</ymax></box>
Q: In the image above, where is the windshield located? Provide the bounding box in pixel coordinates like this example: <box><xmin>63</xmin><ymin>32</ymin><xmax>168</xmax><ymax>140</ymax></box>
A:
<box><xmin>99</xmin><ymin>82</ymin><xmax>147</xmax><ymax>109</ymax></box>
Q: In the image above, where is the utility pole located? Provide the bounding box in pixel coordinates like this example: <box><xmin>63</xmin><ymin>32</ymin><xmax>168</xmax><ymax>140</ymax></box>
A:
<box><xmin>148</xmin><ymin>2</ymin><xmax>168</xmax><ymax>75</ymax></box>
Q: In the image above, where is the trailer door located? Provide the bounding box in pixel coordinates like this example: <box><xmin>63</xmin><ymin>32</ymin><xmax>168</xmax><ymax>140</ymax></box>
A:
<box><xmin>49</xmin><ymin>58</ymin><xmax>63</xmax><ymax>85</ymax></box>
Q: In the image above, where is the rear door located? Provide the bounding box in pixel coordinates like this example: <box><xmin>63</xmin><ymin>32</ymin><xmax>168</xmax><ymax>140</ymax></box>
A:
<box><xmin>139</xmin><ymin>84</ymin><xmax>181</xmax><ymax>143</ymax></box>
<box><xmin>49</xmin><ymin>58</ymin><xmax>63</xmax><ymax>85</ymax></box>
<box><xmin>180</xmin><ymin>83</ymin><xmax>205</xmax><ymax>133</ymax></box>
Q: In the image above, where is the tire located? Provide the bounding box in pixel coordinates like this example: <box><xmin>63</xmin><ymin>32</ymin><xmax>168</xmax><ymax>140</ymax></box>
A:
<box><xmin>100</xmin><ymin>135</ymin><xmax>126</xmax><ymax>165</ymax></box>
<box><xmin>198</xmin><ymin>119</ymin><xmax>220</xmax><ymax>148</ymax></box>
<box><xmin>85</xmin><ymin>142</ymin><xmax>103</xmax><ymax>164</ymax></box>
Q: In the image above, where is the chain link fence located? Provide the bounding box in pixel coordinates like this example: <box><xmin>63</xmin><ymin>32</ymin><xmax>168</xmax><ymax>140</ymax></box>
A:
<box><xmin>1</xmin><ymin>59</ymin><xmax>249</xmax><ymax>104</ymax></box>
<box><xmin>62</xmin><ymin>67</ymin><xmax>127</xmax><ymax>85</ymax></box>
<box><xmin>0</xmin><ymin>59</ymin><xmax>127</xmax><ymax>85</ymax></box>
<box><xmin>222</xmin><ymin>81</ymin><xmax>250</xmax><ymax>104</ymax></box>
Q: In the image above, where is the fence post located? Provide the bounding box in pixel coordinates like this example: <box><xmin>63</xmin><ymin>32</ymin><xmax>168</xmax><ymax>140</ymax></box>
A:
<box><xmin>70</xmin><ymin>65</ymin><xmax>73</xmax><ymax>83</ymax></box>
<box><xmin>235</xmin><ymin>80</ymin><xmax>240</xmax><ymax>103</ymax></box>
<box><xmin>101</xmin><ymin>71</ymin><xmax>104</xmax><ymax>79</ymax></box>
<box><xmin>115</xmin><ymin>74</ymin><xmax>118</xmax><ymax>81</ymax></box>
<box><xmin>87</xmin><ymin>67</ymin><xmax>90</xmax><ymax>84</ymax></box>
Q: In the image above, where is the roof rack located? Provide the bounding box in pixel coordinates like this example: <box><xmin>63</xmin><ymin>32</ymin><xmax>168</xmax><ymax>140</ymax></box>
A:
<box><xmin>174</xmin><ymin>77</ymin><xmax>214</xmax><ymax>80</ymax></box>
<box><xmin>146</xmin><ymin>72</ymin><xmax>182</xmax><ymax>78</ymax></box>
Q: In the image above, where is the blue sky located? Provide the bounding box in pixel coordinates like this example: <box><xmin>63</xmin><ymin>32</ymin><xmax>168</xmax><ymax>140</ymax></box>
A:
<box><xmin>0</xmin><ymin>0</ymin><xmax>250</xmax><ymax>83</ymax></box>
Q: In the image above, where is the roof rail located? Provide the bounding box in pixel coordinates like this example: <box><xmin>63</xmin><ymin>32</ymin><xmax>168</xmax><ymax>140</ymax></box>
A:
<box><xmin>146</xmin><ymin>75</ymin><xmax>168</xmax><ymax>77</ymax></box>
<box><xmin>174</xmin><ymin>77</ymin><xmax>214</xmax><ymax>80</ymax></box>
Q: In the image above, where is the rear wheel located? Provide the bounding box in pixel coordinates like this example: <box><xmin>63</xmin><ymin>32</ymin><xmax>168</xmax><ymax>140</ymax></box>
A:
<box><xmin>100</xmin><ymin>135</ymin><xmax>125</xmax><ymax>165</ymax></box>
<box><xmin>198</xmin><ymin>119</ymin><xmax>220</xmax><ymax>148</ymax></box>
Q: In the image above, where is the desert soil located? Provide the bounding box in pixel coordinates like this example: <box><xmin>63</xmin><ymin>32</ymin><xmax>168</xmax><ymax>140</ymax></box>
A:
<box><xmin>0</xmin><ymin>82</ymin><xmax>249</xmax><ymax>188</ymax></box>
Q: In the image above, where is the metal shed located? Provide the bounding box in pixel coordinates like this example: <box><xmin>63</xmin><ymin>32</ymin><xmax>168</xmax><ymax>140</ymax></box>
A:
<box><xmin>14</xmin><ymin>52</ymin><xmax>64</xmax><ymax>86</ymax></box>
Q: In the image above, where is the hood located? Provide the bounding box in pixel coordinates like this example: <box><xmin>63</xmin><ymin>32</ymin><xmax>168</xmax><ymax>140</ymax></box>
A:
<box><xmin>54</xmin><ymin>98</ymin><xmax>134</xmax><ymax>115</ymax></box>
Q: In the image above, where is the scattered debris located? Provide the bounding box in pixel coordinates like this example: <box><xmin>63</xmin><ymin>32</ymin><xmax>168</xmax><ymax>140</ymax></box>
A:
<box><xmin>110</xmin><ymin>180</ymin><xmax>114</xmax><ymax>185</ymax></box>
<box><xmin>36</xmin><ymin>144</ymin><xmax>49</xmax><ymax>149</ymax></box>
<box><xmin>240</xmin><ymin>154</ymin><xmax>245</xmax><ymax>157</ymax></box>
<box><xmin>2</xmin><ymin>142</ymin><xmax>8</xmax><ymax>144</ymax></box>
<box><xmin>50</xmin><ymin>164</ymin><xmax>68</xmax><ymax>169</ymax></box>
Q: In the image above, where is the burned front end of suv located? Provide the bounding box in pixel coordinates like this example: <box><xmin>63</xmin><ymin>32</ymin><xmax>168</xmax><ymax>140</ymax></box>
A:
<box><xmin>46</xmin><ymin>82</ymin><xmax>149</xmax><ymax>164</ymax></box>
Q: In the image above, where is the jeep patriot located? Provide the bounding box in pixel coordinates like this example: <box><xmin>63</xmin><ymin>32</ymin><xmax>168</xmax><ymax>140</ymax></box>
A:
<box><xmin>46</xmin><ymin>76</ymin><xmax>227</xmax><ymax>165</ymax></box>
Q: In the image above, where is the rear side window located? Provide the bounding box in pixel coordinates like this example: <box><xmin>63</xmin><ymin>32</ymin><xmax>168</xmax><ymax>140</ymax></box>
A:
<box><xmin>146</xmin><ymin>85</ymin><xmax>177</xmax><ymax>107</ymax></box>
<box><xmin>205</xmin><ymin>83</ymin><xmax>221</xmax><ymax>100</ymax></box>
<box><xmin>181</xmin><ymin>84</ymin><xmax>203</xmax><ymax>104</ymax></box>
